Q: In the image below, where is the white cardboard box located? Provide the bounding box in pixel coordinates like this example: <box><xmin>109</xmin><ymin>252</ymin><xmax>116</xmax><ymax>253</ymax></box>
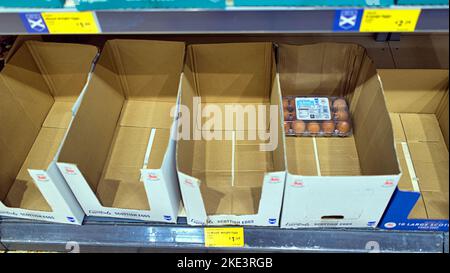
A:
<box><xmin>55</xmin><ymin>40</ymin><xmax>185</xmax><ymax>223</ymax></box>
<box><xmin>176</xmin><ymin>43</ymin><xmax>287</xmax><ymax>226</ymax></box>
<box><xmin>279</xmin><ymin>43</ymin><xmax>402</xmax><ymax>228</ymax></box>
<box><xmin>0</xmin><ymin>41</ymin><xmax>98</xmax><ymax>225</ymax></box>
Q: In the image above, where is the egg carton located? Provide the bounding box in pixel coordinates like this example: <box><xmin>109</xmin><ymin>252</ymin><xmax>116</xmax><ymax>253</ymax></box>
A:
<box><xmin>283</xmin><ymin>96</ymin><xmax>353</xmax><ymax>137</ymax></box>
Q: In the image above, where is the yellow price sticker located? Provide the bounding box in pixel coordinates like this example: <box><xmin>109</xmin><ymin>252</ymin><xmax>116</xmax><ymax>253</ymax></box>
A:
<box><xmin>360</xmin><ymin>9</ymin><xmax>421</xmax><ymax>32</ymax></box>
<box><xmin>41</xmin><ymin>12</ymin><xmax>100</xmax><ymax>34</ymax></box>
<box><xmin>204</xmin><ymin>227</ymin><xmax>244</xmax><ymax>248</ymax></box>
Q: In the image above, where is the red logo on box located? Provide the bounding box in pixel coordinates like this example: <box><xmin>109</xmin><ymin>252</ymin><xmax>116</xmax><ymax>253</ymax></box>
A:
<box><xmin>383</xmin><ymin>180</ymin><xmax>395</xmax><ymax>187</ymax></box>
<box><xmin>65</xmin><ymin>167</ymin><xmax>76</xmax><ymax>175</ymax></box>
<box><xmin>147</xmin><ymin>173</ymin><xmax>159</xmax><ymax>181</ymax></box>
<box><xmin>384</xmin><ymin>222</ymin><xmax>397</xmax><ymax>229</ymax></box>
<box><xmin>184</xmin><ymin>179</ymin><xmax>194</xmax><ymax>187</ymax></box>
<box><xmin>292</xmin><ymin>180</ymin><xmax>304</xmax><ymax>188</ymax></box>
<box><xmin>269</xmin><ymin>176</ymin><xmax>281</xmax><ymax>184</ymax></box>
<box><xmin>37</xmin><ymin>175</ymin><xmax>48</xmax><ymax>182</ymax></box>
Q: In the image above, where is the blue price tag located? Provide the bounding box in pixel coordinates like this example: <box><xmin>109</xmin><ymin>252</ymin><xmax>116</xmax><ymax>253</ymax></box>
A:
<box><xmin>19</xmin><ymin>13</ymin><xmax>49</xmax><ymax>34</ymax></box>
<box><xmin>333</xmin><ymin>9</ymin><xmax>363</xmax><ymax>32</ymax></box>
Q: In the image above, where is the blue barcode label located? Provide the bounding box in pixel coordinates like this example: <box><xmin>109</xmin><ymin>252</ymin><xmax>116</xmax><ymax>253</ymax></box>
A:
<box><xmin>295</xmin><ymin>97</ymin><xmax>331</xmax><ymax>121</ymax></box>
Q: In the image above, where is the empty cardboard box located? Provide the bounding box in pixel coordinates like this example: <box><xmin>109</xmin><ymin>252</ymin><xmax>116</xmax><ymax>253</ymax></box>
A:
<box><xmin>0</xmin><ymin>41</ymin><xmax>98</xmax><ymax>224</ymax></box>
<box><xmin>279</xmin><ymin>43</ymin><xmax>401</xmax><ymax>228</ymax></box>
<box><xmin>55</xmin><ymin>40</ymin><xmax>185</xmax><ymax>223</ymax></box>
<box><xmin>177</xmin><ymin>43</ymin><xmax>286</xmax><ymax>226</ymax></box>
<box><xmin>379</xmin><ymin>69</ymin><xmax>449</xmax><ymax>231</ymax></box>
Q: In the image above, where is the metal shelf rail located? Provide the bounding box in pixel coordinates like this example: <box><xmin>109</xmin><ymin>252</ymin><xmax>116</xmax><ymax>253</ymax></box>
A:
<box><xmin>0</xmin><ymin>217</ymin><xmax>448</xmax><ymax>253</ymax></box>
<box><xmin>0</xmin><ymin>6</ymin><xmax>449</xmax><ymax>34</ymax></box>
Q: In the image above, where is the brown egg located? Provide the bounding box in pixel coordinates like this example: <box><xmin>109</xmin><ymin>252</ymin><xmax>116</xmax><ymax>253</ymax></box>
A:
<box><xmin>288</xmin><ymin>113</ymin><xmax>295</xmax><ymax>121</ymax></box>
<box><xmin>334</xmin><ymin>110</ymin><xmax>349</xmax><ymax>121</ymax></box>
<box><xmin>285</xmin><ymin>112</ymin><xmax>295</xmax><ymax>121</ymax></box>
<box><xmin>333</xmin><ymin>98</ymin><xmax>348</xmax><ymax>111</ymax></box>
<box><xmin>307</xmin><ymin>122</ymin><xmax>321</xmax><ymax>134</ymax></box>
<box><xmin>284</xmin><ymin>122</ymin><xmax>291</xmax><ymax>134</ymax></box>
<box><xmin>287</xmin><ymin>103</ymin><xmax>295</xmax><ymax>113</ymax></box>
<box><xmin>321</xmin><ymin>121</ymin><xmax>335</xmax><ymax>134</ymax></box>
<box><xmin>283</xmin><ymin>98</ymin><xmax>289</xmax><ymax>109</ymax></box>
<box><xmin>293</xmin><ymin>121</ymin><xmax>306</xmax><ymax>134</ymax></box>
<box><xmin>337</xmin><ymin>121</ymin><xmax>351</xmax><ymax>134</ymax></box>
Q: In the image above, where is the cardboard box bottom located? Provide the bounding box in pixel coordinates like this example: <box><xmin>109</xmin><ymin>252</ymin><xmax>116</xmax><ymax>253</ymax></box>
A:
<box><xmin>391</xmin><ymin>113</ymin><xmax>449</xmax><ymax>220</ymax></box>
<box><xmin>94</xmin><ymin>100</ymin><xmax>171</xmax><ymax>211</ymax></box>
<box><xmin>2</xmin><ymin>100</ymin><xmax>74</xmax><ymax>212</ymax></box>
<box><xmin>188</xmin><ymin>138</ymin><xmax>274</xmax><ymax>216</ymax></box>
<box><xmin>286</xmin><ymin>136</ymin><xmax>362</xmax><ymax>176</ymax></box>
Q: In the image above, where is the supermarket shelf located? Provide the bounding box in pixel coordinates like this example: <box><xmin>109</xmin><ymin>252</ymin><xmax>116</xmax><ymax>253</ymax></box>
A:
<box><xmin>0</xmin><ymin>6</ymin><xmax>448</xmax><ymax>34</ymax></box>
<box><xmin>0</xmin><ymin>217</ymin><xmax>447</xmax><ymax>253</ymax></box>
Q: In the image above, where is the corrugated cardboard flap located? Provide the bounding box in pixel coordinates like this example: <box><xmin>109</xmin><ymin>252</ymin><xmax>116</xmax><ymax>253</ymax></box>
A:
<box><xmin>107</xmin><ymin>39</ymin><xmax>185</xmax><ymax>129</ymax></box>
<box><xmin>379</xmin><ymin>69</ymin><xmax>449</xmax><ymax>114</ymax></box>
<box><xmin>188</xmin><ymin>42</ymin><xmax>273</xmax><ymax>104</ymax></box>
<box><xmin>278</xmin><ymin>43</ymin><xmax>365</xmax><ymax>97</ymax></box>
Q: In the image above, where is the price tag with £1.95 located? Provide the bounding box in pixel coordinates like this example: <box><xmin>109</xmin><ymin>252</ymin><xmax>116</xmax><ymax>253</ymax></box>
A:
<box><xmin>20</xmin><ymin>11</ymin><xmax>100</xmax><ymax>34</ymax></box>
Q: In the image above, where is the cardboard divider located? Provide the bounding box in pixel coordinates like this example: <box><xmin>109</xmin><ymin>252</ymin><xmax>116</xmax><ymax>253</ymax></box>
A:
<box><xmin>279</xmin><ymin>43</ymin><xmax>401</xmax><ymax>229</ymax></box>
<box><xmin>57</xmin><ymin>40</ymin><xmax>184</xmax><ymax>222</ymax></box>
<box><xmin>177</xmin><ymin>42</ymin><xmax>286</xmax><ymax>226</ymax></box>
<box><xmin>379</xmin><ymin>69</ymin><xmax>449</xmax><ymax>231</ymax></box>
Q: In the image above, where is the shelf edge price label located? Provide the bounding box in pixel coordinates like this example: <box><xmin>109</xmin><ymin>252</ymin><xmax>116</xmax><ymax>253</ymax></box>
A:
<box><xmin>204</xmin><ymin>227</ymin><xmax>244</xmax><ymax>248</ymax></box>
<box><xmin>360</xmin><ymin>9</ymin><xmax>422</xmax><ymax>33</ymax></box>
<box><xmin>40</xmin><ymin>11</ymin><xmax>100</xmax><ymax>34</ymax></box>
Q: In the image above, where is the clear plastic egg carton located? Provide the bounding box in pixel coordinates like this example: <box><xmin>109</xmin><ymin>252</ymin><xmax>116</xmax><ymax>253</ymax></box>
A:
<box><xmin>283</xmin><ymin>96</ymin><xmax>353</xmax><ymax>137</ymax></box>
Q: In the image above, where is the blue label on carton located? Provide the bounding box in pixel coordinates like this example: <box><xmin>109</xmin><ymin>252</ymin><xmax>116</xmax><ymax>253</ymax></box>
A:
<box><xmin>379</xmin><ymin>188</ymin><xmax>449</xmax><ymax>232</ymax></box>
